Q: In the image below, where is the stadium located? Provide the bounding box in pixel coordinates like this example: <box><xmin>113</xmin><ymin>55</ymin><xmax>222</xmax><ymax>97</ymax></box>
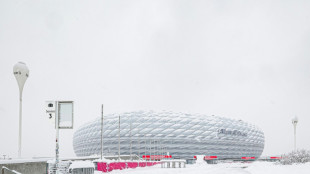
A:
<box><xmin>73</xmin><ymin>111</ymin><xmax>264</xmax><ymax>159</ymax></box>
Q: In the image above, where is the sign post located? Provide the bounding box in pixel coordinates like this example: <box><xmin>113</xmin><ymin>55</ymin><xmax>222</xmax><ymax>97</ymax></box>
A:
<box><xmin>55</xmin><ymin>101</ymin><xmax>59</xmax><ymax>173</ymax></box>
<box><xmin>46</xmin><ymin>101</ymin><xmax>73</xmax><ymax>174</ymax></box>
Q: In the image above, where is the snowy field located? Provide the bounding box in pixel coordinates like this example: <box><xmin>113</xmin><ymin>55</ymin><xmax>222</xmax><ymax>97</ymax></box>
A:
<box><xmin>108</xmin><ymin>161</ymin><xmax>310</xmax><ymax>174</ymax></box>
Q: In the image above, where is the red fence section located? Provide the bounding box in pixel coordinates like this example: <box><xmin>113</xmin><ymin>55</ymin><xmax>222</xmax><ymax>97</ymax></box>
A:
<box><xmin>96</xmin><ymin>161</ymin><xmax>160</xmax><ymax>173</ymax></box>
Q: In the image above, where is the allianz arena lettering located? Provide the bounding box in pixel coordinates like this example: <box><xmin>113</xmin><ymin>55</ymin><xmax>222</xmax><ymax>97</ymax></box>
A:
<box><xmin>73</xmin><ymin>111</ymin><xmax>264</xmax><ymax>159</ymax></box>
<box><xmin>217</xmin><ymin>129</ymin><xmax>247</xmax><ymax>137</ymax></box>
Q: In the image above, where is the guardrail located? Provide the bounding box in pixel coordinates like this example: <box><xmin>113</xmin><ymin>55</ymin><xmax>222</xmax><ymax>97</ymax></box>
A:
<box><xmin>1</xmin><ymin>166</ymin><xmax>22</xmax><ymax>174</ymax></box>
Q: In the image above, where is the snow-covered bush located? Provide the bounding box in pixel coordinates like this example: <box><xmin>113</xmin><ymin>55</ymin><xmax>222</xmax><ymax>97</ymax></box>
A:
<box><xmin>279</xmin><ymin>149</ymin><xmax>310</xmax><ymax>165</ymax></box>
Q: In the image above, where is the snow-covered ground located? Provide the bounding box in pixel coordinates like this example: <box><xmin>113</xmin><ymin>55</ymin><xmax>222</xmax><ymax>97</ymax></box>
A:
<box><xmin>108</xmin><ymin>161</ymin><xmax>310</xmax><ymax>174</ymax></box>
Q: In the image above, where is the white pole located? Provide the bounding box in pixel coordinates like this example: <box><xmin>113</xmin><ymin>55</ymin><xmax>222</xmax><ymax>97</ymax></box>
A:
<box><xmin>55</xmin><ymin>101</ymin><xmax>59</xmax><ymax>174</ymax></box>
<box><xmin>138</xmin><ymin>130</ymin><xmax>140</xmax><ymax>166</ymax></box>
<box><xmin>150</xmin><ymin>139</ymin><xmax>152</xmax><ymax>161</ymax></box>
<box><xmin>118</xmin><ymin>115</ymin><xmax>121</xmax><ymax>161</ymax></box>
<box><xmin>292</xmin><ymin>117</ymin><xmax>298</xmax><ymax>151</ymax></box>
<box><xmin>294</xmin><ymin>123</ymin><xmax>297</xmax><ymax>151</ymax></box>
<box><xmin>160</xmin><ymin>140</ymin><xmax>162</xmax><ymax>160</ymax></box>
<box><xmin>101</xmin><ymin>104</ymin><xmax>104</xmax><ymax>160</ymax></box>
<box><xmin>154</xmin><ymin>140</ymin><xmax>156</xmax><ymax>161</ymax></box>
<box><xmin>144</xmin><ymin>134</ymin><xmax>146</xmax><ymax>160</ymax></box>
<box><xmin>18</xmin><ymin>90</ymin><xmax>22</xmax><ymax>158</ymax></box>
<box><xmin>130</xmin><ymin>115</ymin><xmax>132</xmax><ymax>161</ymax></box>
<box><xmin>138</xmin><ymin>132</ymin><xmax>140</xmax><ymax>160</ymax></box>
<box><xmin>154</xmin><ymin>140</ymin><xmax>155</xmax><ymax>160</ymax></box>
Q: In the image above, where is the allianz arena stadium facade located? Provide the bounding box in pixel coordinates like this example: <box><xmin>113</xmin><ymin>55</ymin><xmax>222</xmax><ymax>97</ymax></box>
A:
<box><xmin>73</xmin><ymin>111</ymin><xmax>264</xmax><ymax>159</ymax></box>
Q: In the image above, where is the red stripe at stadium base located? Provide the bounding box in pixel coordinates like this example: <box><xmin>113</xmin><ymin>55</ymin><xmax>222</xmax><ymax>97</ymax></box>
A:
<box><xmin>96</xmin><ymin>161</ymin><xmax>160</xmax><ymax>173</ymax></box>
<box><xmin>142</xmin><ymin>155</ymin><xmax>172</xmax><ymax>160</ymax></box>
<box><xmin>270</xmin><ymin>157</ymin><xmax>281</xmax><ymax>159</ymax></box>
<box><xmin>241</xmin><ymin>157</ymin><xmax>256</xmax><ymax>160</ymax></box>
<box><xmin>204</xmin><ymin>156</ymin><xmax>218</xmax><ymax>160</ymax></box>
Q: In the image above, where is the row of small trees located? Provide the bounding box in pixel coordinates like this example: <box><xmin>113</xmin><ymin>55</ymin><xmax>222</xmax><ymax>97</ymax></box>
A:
<box><xmin>279</xmin><ymin>149</ymin><xmax>310</xmax><ymax>165</ymax></box>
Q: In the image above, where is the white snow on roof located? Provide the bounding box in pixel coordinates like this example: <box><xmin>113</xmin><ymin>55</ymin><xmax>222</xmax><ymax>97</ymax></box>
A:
<box><xmin>69</xmin><ymin>161</ymin><xmax>94</xmax><ymax>169</ymax></box>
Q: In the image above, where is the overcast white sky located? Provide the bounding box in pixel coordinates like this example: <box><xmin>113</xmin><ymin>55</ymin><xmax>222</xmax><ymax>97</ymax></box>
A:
<box><xmin>1</xmin><ymin>0</ymin><xmax>310</xmax><ymax>159</ymax></box>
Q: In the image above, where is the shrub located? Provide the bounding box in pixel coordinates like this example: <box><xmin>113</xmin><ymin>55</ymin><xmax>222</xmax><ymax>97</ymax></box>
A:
<box><xmin>279</xmin><ymin>149</ymin><xmax>310</xmax><ymax>165</ymax></box>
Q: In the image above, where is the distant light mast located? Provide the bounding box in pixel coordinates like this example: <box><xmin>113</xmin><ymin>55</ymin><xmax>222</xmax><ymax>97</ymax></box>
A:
<box><xmin>292</xmin><ymin>116</ymin><xmax>298</xmax><ymax>151</ymax></box>
<box><xmin>13</xmin><ymin>62</ymin><xmax>29</xmax><ymax>158</ymax></box>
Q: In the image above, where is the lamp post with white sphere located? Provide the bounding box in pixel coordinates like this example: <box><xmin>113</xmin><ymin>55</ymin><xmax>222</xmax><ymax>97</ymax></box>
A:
<box><xmin>292</xmin><ymin>116</ymin><xmax>298</xmax><ymax>151</ymax></box>
<box><xmin>13</xmin><ymin>62</ymin><xmax>29</xmax><ymax>158</ymax></box>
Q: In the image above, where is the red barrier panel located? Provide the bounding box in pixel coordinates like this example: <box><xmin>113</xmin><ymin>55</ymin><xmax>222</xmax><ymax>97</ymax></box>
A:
<box><xmin>108</xmin><ymin>163</ymin><xmax>116</xmax><ymax>171</ymax></box>
<box><xmin>139</xmin><ymin>162</ymin><xmax>146</xmax><ymax>167</ymax></box>
<box><xmin>96</xmin><ymin>161</ymin><xmax>159</xmax><ymax>173</ymax></box>
<box><xmin>119</xmin><ymin>162</ymin><xmax>127</xmax><ymax>170</ymax></box>
<box><xmin>97</xmin><ymin>162</ymin><xmax>108</xmax><ymax>172</ymax></box>
<box><xmin>108</xmin><ymin>162</ymin><xmax>126</xmax><ymax>171</ymax></box>
<box><xmin>127</xmin><ymin>162</ymin><xmax>138</xmax><ymax>168</ymax></box>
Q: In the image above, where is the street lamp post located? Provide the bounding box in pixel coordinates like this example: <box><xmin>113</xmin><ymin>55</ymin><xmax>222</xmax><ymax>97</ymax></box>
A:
<box><xmin>292</xmin><ymin>116</ymin><xmax>298</xmax><ymax>151</ymax></box>
<box><xmin>13</xmin><ymin>62</ymin><xmax>29</xmax><ymax>158</ymax></box>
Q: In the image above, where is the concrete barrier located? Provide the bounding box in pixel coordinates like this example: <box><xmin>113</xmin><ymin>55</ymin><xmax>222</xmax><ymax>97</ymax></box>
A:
<box><xmin>0</xmin><ymin>162</ymin><xmax>47</xmax><ymax>174</ymax></box>
<box><xmin>161</xmin><ymin>159</ymin><xmax>186</xmax><ymax>168</ymax></box>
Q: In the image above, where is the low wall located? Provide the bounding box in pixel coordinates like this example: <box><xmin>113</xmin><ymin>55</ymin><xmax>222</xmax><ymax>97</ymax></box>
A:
<box><xmin>1</xmin><ymin>160</ymin><xmax>160</xmax><ymax>173</ymax></box>
<box><xmin>0</xmin><ymin>162</ymin><xmax>47</xmax><ymax>174</ymax></box>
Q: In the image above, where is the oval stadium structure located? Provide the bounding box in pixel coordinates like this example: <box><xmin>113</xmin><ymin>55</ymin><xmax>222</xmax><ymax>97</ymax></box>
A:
<box><xmin>73</xmin><ymin>111</ymin><xmax>264</xmax><ymax>159</ymax></box>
